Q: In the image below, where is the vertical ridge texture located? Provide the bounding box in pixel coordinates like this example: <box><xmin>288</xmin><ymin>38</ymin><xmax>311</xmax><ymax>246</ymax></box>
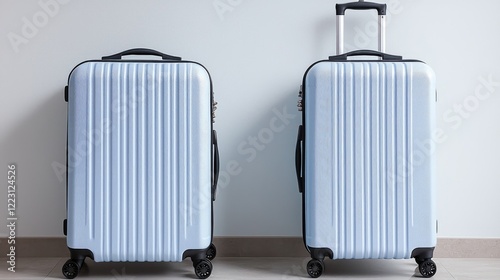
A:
<box><xmin>67</xmin><ymin>62</ymin><xmax>212</xmax><ymax>262</ymax></box>
<box><xmin>305</xmin><ymin>61</ymin><xmax>436</xmax><ymax>260</ymax></box>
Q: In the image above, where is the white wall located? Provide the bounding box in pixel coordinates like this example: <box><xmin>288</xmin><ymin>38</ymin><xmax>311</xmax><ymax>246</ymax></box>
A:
<box><xmin>1</xmin><ymin>0</ymin><xmax>500</xmax><ymax>238</ymax></box>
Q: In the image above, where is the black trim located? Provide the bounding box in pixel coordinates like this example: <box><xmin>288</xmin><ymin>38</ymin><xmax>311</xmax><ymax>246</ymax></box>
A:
<box><xmin>211</xmin><ymin>198</ymin><xmax>214</xmax><ymax>248</ymax></box>
<box><xmin>336</xmin><ymin>1</ymin><xmax>387</xmax><ymax>15</ymax></box>
<box><xmin>411</xmin><ymin>247</ymin><xmax>435</xmax><ymax>260</ymax></box>
<box><xmin>63</xmin><ymin>219</ymin><xmax>67</xmax><ymax>236</ymax></box>
<box><xmin>182</xmin><ymin>248</ymin><xmax>210</xmax><ymax>262</ymax></box>
<box><xmin>64</xmin><ymin>86</ymin><xmax>68</xmax><ymax>102</ymax></box>
<box><xmin>68</xmin><ymin>247</ymin><xmax>94</xmax><ymax>261</ymax></box>
<box><xmin>308</xmin><ymin>247</ymin><xmax>334</xmax><ymax>261</ymax></box>
<box><xmin>301</xmin><ymin>183</ymin><xmax>309</xmax><ymax>253</ymax></box>
<box><xmin>65</xmin><ymin>96</ymin><xmax>69</xmax><ymax>239</ymax></box>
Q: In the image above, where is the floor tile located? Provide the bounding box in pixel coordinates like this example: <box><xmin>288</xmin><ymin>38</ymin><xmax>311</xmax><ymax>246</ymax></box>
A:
<box><xmin>2</xmin><ymin>257</ymin><xmax>499</xmax><ymax>279</ymax></box>
<box><xmin>0</xmin><ymin>257</ymin><xmax>61</xmax><ymax>279</ymax></box>
<box><xmin>438</xmin><ymin>258</ymin><xmax>500</xmax><ymax>280</ymax></box>
<box><xmin>278</xmin><ymin>258</ymin><xmax>454</xmax><ymax>279</ymax></box>
<box><xmin>46</xmin><ymin>257</ymin><xmax>192</xmax><ymax>279</ymax></box>
<box><xmin>45</xmin><ymin>257</ymin><xmax>455</xmax><ymax>279</ymax></box>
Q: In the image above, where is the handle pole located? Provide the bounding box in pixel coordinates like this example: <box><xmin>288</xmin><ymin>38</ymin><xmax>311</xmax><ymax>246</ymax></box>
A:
<box><xmin>336</xmin><ymin>15</ymin><xmax>345</xmax><ymax>55</ymax></box>
<box><xmin>336</xmin><ymin>1</ymin><xmax>387</xmax><ymax>55</ymax></box>
<box><xmin>379</xmin><ymin>15</ymin><xmax>386</xmax><ymax>53</ymax></box>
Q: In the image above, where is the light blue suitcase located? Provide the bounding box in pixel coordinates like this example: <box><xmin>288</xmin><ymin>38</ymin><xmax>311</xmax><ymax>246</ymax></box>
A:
<box><xmin>62</xmin><ymin>49</ymin><xmax>219</xmax><ymax>279</ymax></box>
<box><xmin>295</xmin><ymin>2</ymin><xmax>437</xmax><ymax>278</ymax></box>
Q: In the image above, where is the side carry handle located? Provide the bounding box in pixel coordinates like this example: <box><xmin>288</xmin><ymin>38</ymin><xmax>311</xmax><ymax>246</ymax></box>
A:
<box><xmin>102</xmin><ymin>48</ymin><xmax>182</xmax><ymax>60</ymax></box>
<box><xmin>329</xmin><ymin>50</ymin><xmax>402</xmax><ymax>61</ymax></box>
<box><xmin>295</xmin><ymin>125</ymin><xmax>304</xmax><ymax>193</ymax></box>
<box><xmin>212</xmin><ymin>130</ymin><xmax>220</xmax><ymax>201</ymax></box>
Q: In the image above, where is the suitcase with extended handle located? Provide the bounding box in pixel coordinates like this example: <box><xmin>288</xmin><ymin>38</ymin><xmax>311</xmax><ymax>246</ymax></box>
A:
<box><xmin>296</xmin><ymin>2</ymin><xmax>437</xmax><ymax>278</ymax></box>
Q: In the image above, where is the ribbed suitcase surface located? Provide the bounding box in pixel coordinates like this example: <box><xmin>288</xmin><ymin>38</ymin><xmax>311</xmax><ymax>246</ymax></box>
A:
<box><xmin>304</xmin><ymin>61</ymin><xmax>436</xmax><ymax>259</ymax></box>
<box><xmin>67</xmin><ymin>62</ymin><xmax>212</xmax><ymax>262</ymax></box>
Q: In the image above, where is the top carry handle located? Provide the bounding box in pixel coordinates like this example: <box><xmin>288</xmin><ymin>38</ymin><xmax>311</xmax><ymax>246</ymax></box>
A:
<box><xmin>336</xmin><ymin>0</ymin><xmax>387</xmax><ymax>55</ymax></box>
<box><xmin>102</xmin><ymin>48</ymin><xmax>182</xmax><ymax>61</ymax></box>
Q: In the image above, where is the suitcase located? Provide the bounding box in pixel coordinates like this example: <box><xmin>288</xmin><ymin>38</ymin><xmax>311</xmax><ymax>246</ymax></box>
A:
<box><xmin>62</xmin><ymin>49</ymin><xmax>220</xmax><ymax>279</ymax></box>
<box><xmin>295</xmin><ymin>2</ymin><xmax>437</xmax><ymax>278</ymax></box>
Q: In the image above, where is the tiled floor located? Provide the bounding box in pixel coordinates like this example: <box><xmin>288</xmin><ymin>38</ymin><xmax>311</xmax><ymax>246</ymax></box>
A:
<box><xmin>0</xmin><ymin>257</ymin><xmax>499</xmax><ymax>279</ymax></box>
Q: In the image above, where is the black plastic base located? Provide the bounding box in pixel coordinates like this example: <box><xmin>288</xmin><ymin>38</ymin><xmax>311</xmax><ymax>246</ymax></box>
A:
<box><xmin>183</xmin><ymin>248</ymin><xmax>210</xmax><ymax>263</ymax></box>
<box><xmin>308</xmin><ymin>247</ymin><xmax>334</xmax><ymax>261</ymax></box>
<box><xmin>411</xmin><ymin>247</ymin><xmax>435</xmax><ymax>260</ymax></box>
<box><xmin>68</xmin><ymin>248</ymin><xmax>94</xmax><ymax>261</ymax></box>
<box><xmin>62</xmin><ymin>245</ymin><xmax>217</xmax><ymax>279</ymax></box>
<box><xmin>302</xmin><ymin>247</ymin><xmax>437</xmax><ymax>278</ymax></box>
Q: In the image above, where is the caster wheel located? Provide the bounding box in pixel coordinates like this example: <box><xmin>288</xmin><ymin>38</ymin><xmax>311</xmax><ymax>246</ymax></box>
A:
<box><xmin>62</xmin><ymin>259</ymin><xmax>80</xmax><ymax>279</ymax></box>
<box><xmin>194</xmin><ymin>259</ymin><xmax>213</xmax><ymax>279</ymax></box>
<box><xmin>307</xmin><ymin>259</ymin><xmax>324</xmax><ymax>278</ymax></box>
<box><xmin>206</xmin><ymin>243</ymin><xmax>217</xmax><ymax>261</ymax></box>
<box><xmin>415</xmin><ymin>258</ymin><xmax>424</xmax><ymax>265</ymax></box>
<box><xmin>419</xmin><ymin>259</ymin><xmax>437</xmax><ymax>278</ymax></box>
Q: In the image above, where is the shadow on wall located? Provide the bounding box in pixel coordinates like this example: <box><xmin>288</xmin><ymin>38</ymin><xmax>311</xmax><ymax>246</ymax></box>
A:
<box><xmin>0</xmin><ymin>90</ymin><xmax>67</xmax><ymax>237</ymax></box>
<box><xmin>213</xmin><ymin>87</ymin><xmax>302</xmax><ymax>236</ymax></box>
<box><xmin>315</xmin><ymin>15</ymin><xmax>337</xmax><ymax>56</ymax></box>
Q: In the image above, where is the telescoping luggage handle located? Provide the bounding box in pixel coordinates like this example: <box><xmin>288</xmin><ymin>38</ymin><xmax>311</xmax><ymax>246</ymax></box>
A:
<box><xmin>102</xmin><ymin>48</ymin><xmax>182</xmax><ymax>61</ymax></box>
<box><xmin>336</xmin><ymin>1</ymin><xmax>387</xmax><ymax>55</ymax></box>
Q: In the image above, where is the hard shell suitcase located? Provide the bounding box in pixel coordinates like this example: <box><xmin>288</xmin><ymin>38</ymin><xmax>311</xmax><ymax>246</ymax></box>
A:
<box><xmin>62</xmin><ymin>49</ymin><xmax>220</xmax><ymax>279</ymax></box>
<box><xmin>295</xmin><ymin>2</ymin><xmax>437</xmax><ymax>278</ymax></box>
